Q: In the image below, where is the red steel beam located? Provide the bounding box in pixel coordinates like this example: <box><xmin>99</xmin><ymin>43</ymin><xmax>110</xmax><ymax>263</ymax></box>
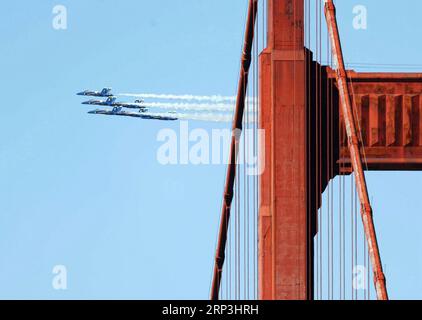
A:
<box><xmin>326</xmin><ymin>68</ymin><xmax>422</xmax><ymax>172</ymax></box>
<box><xmin>210</xmin><ymin>0</ymin><xmax>258</xmax><ymax>300</ymax></box>
<box><xmin>324</xmin><ymin>0</ymin><xmax>388</xmax><ymax>300</ymax></box>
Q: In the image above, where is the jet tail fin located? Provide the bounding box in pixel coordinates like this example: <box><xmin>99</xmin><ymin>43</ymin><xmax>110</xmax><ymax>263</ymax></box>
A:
<box><xmin>101</xmin><ymin>88</ymin><xmax>112</xmax><ymax>96</ymax></box>
<box><xmin>106</xmin><ymin>96</ymin><xmax>117</xmax><ymax>105</ymax></box>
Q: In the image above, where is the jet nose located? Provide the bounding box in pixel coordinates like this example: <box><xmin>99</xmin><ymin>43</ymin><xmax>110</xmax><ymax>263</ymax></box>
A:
<box><xmin>77</xmin><ymin>91</ymin><xmax>84</xmax><ymax>96</ymax></box>
<box><xmin>88</xmin><ymin>110</ymin><xmax>98</xmax><ymax>114</ymax></box>
<box><xmin>82</xmin><ymin>101</ymin><xmax>90</xmax><ymax>105</ymax></box>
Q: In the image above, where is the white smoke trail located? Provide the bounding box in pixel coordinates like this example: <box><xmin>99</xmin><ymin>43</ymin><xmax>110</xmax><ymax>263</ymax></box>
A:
<box><xmin>143</xmin><ymin>111</ymin><xmax>232</xmax><ymax>122</ymax></box>
<box><xmin>142</xmin><ymin>101</ymin><xmax>235</xmax><ymax>112</ymax></box>
<box><xmin>142</xmin><ymin>111</ymin><xmax>257</xmax><ymax>123</ymax></box>
<box><xmin>119</xmin><ymin>93</ymin><xmax>257</xmax><ymax>103</ymax></box>
<box><xmin>119</xmin><ymin>93</ymin><xmax>236</xmax><ymax>102</ymax></box>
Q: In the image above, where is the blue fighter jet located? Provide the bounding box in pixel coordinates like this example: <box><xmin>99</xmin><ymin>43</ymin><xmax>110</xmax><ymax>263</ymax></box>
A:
<box><xmin>82</xmin><ymin>97</ymin><xmax>148</xmax><ymax>112</ymax></box>
<box><xmin>77</xmin><ymin>88</ymin><xmax>113</xmax><ymax>97</ymax></box>
<box><xmin>88</xmin><ymin>109</ymin><xmax>178</xmax><ymax>121</ymax></box>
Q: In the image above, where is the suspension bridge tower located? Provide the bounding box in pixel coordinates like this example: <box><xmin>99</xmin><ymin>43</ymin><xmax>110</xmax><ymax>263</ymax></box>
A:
<box><xmin>258</xmin><ymin>0</ymin><xmax>313</xmax><ymax>300</ymax></box>
<box><xmin>257</xmin><ymin>0</ymin><xmax>422</xmax><ymax>300</ymax></box>
<box><xmin>211</xmin><ymin>0</ymin><xmax>422</xmax><ymax>301</ymax></box>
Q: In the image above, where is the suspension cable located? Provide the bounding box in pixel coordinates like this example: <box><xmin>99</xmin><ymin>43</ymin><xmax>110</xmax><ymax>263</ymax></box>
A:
<box><xmin>323</xmin><ymin>0</ymin><xmax>388</xmax><ymax>300</ymax></box>
<box><xmin>210</xmin><ymin>0</ymin><xmax>258</xmax><ymax>300</ymax></box>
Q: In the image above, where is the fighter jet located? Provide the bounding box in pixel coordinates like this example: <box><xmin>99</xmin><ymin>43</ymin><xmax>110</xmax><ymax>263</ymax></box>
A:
<box><xmin>77</xmin><ymin>88</ymin><xmax>113</xmax><ymax>97</ymax></box>
<box><xmin>88</xmin><ymin>109</ymin><xmax>178</xmax><ymax>121</ymax></box>
<box><xmin>82</xmin><ymin>97</ymin><xmax>148</xmax><ymax>112</ymax></box>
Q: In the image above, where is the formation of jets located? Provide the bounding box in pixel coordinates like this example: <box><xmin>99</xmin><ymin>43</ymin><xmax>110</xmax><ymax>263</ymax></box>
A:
<box><xmin>77</xmin><ymin>88</ymin><xmax>177</xmax><ymax>121</ymax></box>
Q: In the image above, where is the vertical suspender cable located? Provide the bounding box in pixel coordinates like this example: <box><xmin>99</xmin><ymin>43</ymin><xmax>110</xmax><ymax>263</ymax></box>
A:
<box><xmin>318</xmin><ymin>0</ymin><xmax>323</xmax><ymax>299</ymax></box>
<box><xmin>315</xmin><ymin>1</ymin><xmax>320</xmax><ymax>299</ymax></box>
<box><xmin>325</xmin><ymin>6</ymin><xmax>333</xmax><ymax>298</ymax></box>
<box><xmin>305</xmin><ymin>0</ymin><xmax>312</xmax><ymax>301</ymax></box>
<box><xmin>305</xmin><ymin>0</ymin><xmax>314</xmax><ymax>301</ymax></box>
<box><xmin>323</xmin><ymin>0</ymin><xmax>388</xmax><ymax>300</ymax></box>
<box><xmin>354</xmin><ymin>182</ymin><xmax>358</xmax><ymax>300</ymax></box>
<box><xmin>316</xmin><ymin>1</ymin><xmax>329</xmax><ymax>297</ymax></box>
<box><xmin>342</xmin><ymin>158</ymin><xmax>346</xmax><ymax>298</ymax></box>
<box><xmin>256</xmin><ymin>23</ymin><xmax>259</xmax><ymax>300</ymax></box>
<box><xmin>351</xmin><ymin>174</ymin><xmax>354</xmax><ymax>299</ymax></box>
<box><xmin>237</xmin><ymin>150</ymin><xmax>241</xmax><ymax>298</ymax></box>
<box><xmin>210</xmin><ymin>0</ymin><xmax>258</xmax><ymax>300</ymax></box>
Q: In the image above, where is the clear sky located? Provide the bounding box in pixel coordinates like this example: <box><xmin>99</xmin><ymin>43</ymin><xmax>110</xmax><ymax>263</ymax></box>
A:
<box><xmin>0</xmin><ymin>0</ymin><xmax>421</xmax><ymax>299</ymax></box>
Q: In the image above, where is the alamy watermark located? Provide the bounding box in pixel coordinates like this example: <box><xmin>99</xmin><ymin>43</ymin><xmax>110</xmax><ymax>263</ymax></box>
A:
<box><xmin>353</xmin><ymin>265</ymin><xmax>368</xmax><ymax>290</ymax></box>
<box><xmin>156</xmin><ymin>121</ymin><xmax>265</xmax><ymax>176</ymax></box>
<box><xmin>353</xmin><ymin>5</ymin><xmax>367</xmax><ymax>30</ymax></box>
<box><xmin>52</xmin><ymin>265</ymin><xmax>67</xmax><ymax>290</ymax></box>
<box><xmin>52</xmin><ymin>5</ymin><xmax>67</xmax><ymax>30</ymax></box>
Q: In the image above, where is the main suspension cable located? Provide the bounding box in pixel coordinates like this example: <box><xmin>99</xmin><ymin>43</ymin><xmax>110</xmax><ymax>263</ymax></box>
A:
<box><xmin>210</xmin><ymin>0</ymin><xmax>258</xmax><ymax>301</ymax></box>
<box><xmin>323</xmin><ymin>0</ymin><xmax>388</xmax><ymax>300</ymax></box>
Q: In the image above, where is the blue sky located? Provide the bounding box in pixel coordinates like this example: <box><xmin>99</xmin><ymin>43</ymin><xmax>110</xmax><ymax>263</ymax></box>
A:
<box><xmin>0</xmin><ymin>0</ymin><xmax>421</xmax><ymax>299</ymax></box>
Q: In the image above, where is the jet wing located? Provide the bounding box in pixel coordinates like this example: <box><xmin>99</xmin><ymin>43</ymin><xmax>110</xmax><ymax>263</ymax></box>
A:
<box><xmin>88</xmin><ymin>109</ymin><xmax>177</xmax><ymax>121</ymax></box>
<box><xmin>112</xmin><ymin>102</ymin><xmax>145</xmax><ymax>109</ymax></box>
<box><xmin>82</xmin><ymin>99</ymin><xmax>108</xmax><ymax>105</ymax></box>
<box><xmin>82</xmin><ymin>99</ymin><xmax>145</xmax><ymax>110</ymax></box>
